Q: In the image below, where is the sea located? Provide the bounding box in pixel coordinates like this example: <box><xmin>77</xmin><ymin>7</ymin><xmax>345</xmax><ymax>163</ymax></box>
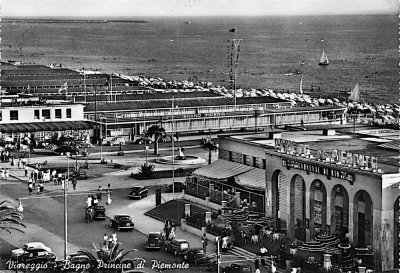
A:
<box><xmin>1</xmin><ymin>15</ymin><xmax>398</xmax><ymax>104</ymax></box>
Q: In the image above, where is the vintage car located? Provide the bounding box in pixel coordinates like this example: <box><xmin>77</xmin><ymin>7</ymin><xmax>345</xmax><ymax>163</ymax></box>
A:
<box><xmin>128</xmin><ymin>186</ymin><xmax>149</xmax><ymax>199</ymax></box>
<box><xmin>54</xmin><ymin>145</ymin><xmax>79</xmax><ymax>155</ymax></box>
<box><xmin>164</xmin><ymin>239</ymin><xmax>190</xmax><ymax>258</ymax></box>
<box><xmin>93</xmin><ymin>206</ymin><xmax>106</xmax><ymax>220</ymax></box>
<box><xmin>11</xmin><ymin>242</ymin><xmax>56</xmax><ymax>265</ymax></box>
<box><xmin>109</xmin><ymin>214</ymin><xmax>134</xmax><ymax>231</ymax></box>
<box><xmin>184</xmin><ymin>249</ymin><xmax>212</xmax><ymax>266</ymax></box>
<box><xmin>222</xmin><ymin>263</ymin><xmax>252</xmax><ymax>273</ymax></box>
<box><xmin>165</xmin><ymin>182</ymin><xmax>186</xmax><ymax>193</ymax></box>
<box><xmin>144</xmin><ymin>232</ymin><xmax>164</xmax><ymax>250</ymax></box>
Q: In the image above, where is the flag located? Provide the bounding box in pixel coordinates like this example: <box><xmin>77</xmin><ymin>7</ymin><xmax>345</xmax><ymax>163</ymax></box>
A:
<box><xmin>58</xmin><ymin>82</ymin><xmax>68</xmax><ymax>93</ymax></box>
<box><xmin>229</xmin><ymin>28</ymin><xmax>236</xmax><ymax>33</ymax></box>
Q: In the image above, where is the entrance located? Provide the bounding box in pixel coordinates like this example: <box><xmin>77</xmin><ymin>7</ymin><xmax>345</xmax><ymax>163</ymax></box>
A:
<box><xmin>353</xmin><ymin>190</ymin><xmax>373</xmax><ymax>248</ymax></box>
<box><xmin>331</xmin><ymin>185</ymin><xmax>349</xmax><ymax>241</ymax></box>
<box><xmin>289</xmin><ymin>175</ymin><xmax>306</xmax><ymax>242</ymax></box>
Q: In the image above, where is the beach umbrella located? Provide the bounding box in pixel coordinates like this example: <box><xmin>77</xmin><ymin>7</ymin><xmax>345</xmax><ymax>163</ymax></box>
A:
<box><xmin>317</xmin><ymin>98</ymin><xmax>325</xmax><ymax>104</ymax></box>
<box><xmin>347</xmin><ymin>102</ymin><xmax>354</xmax><ymax>108</ymax></box>
<box><xmin>297</xmin><ymin>97</ymin><xmax>304</xmax><ymax>102</ymax></box>
<box><xmin>304</xmin><ymin>97</ymin><xmax>312</xmax><ymax>104</ymax></box>
<box><xmin>326</xmin><ymin>99</ymin><xmax>333</xmax><ymax>104</ymax></box>
<box><xmin>386</xmin><ymin>108</ymin><xmax>394</xmax><ymax>113</ymax></box>
<box><xmin>333</xmin><ymin>98</ymin><xmax>340</xmax><ymax>103</ymax></box>
<box><xmin>356</xmin><ymin>104</ymin><xmax>364</xmax><ymax>110</ymax></box>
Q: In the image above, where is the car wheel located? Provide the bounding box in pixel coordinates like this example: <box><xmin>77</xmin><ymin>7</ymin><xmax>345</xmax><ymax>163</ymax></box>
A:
<box><xmin>174</xmin><ymin>250</ymin><xmax>178</xmax><ymax>256</ymax></box>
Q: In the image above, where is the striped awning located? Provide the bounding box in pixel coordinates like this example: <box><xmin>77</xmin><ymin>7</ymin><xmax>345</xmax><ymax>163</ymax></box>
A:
<box><xmin>193</xmin><ymin>159</ymin><xmax>254</xmax><ymax>180</ymax></box>
<box><xmin>0</xmin><ymin>121</ymin><xmax>92</xmax><ymax>133</ymax></box>
<box><xmin>234</xmin><ymin>168</ymin><xmax>266</xmax><ymax>191</ymax></box>
<box><xmin>378</xmin><ymin>139</ymin><xmax>400</xmax><ymax>151</ymax></box>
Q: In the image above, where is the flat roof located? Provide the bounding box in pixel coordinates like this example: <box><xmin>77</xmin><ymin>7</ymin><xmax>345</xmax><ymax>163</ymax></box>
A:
<box><xmin>225</xmin><ymin>128</ymin><xmax>400</xmax><ymax>174</ymax></box>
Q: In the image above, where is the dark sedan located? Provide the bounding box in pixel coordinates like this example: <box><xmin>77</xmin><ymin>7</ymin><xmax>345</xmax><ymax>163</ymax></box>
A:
<box><xmin>165</xmin><ymin>182</ymin><xmax>186</xmax><ymax>193</ymax></box>
<box><xmin>144</xmin><ymin>232</ymin><xmax>164</xmax><ymax>250</ymax></box>
<box><xmin>109</xmin><ymin>214</ymin><xmax>134</xmax><ymax>231</ymax></box>
<box><xmin>128</xmin><ymin>186</ymin><xmax>149</xmax><ymax>199</ymax></box>
<box><xmin>11</xmin><ymin>242</ymin><xmax>56</xmax><ymax>265</ymax></box>
<box><xmin>54</xmin><ymin>145</ymin><xmax>79</xmax><ymax>155</ymax></box>
<box><xmin>184</xmin><ymin>249</ymin><xmax>211</xmax><ymax>266</ymax></box>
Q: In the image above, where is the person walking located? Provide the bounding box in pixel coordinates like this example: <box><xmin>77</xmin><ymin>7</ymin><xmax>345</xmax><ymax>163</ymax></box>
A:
<box><xmin>28</xmin><ymin>183</ymin><xmax>33</xmax><ymax>195</ymax></box>
<box><xmin>18</xmin><ymin>159</ymin><xmax>22</xmax><ymax>169</ymax></box>
<box><xmin>97</xmin><ymin>186</ymin><xmax>103</xmax><ymax>201</ymax></box>
<box><xmin>39</xmin><ymin>182</ymin><xmax>44</xmax><ymax>194</ymax></box>
<box><xmin>93</xmin><ymin>197</ymin><xmax>98</xmax><ymax>208</ymax></box>
<box><xmin>72</xmin><ymin>177</ymin><xmax>77</xmax><ymax>190</ymax></box>
<box><xmin>111</xmin><ymin>231</ymin><xmax>117</xmax><ymax>246</ymax></box>
<box><xmin>24</xmin><ymin>165</ymin><xmax>29</xmax><ymax>177</ymax></box>
<box><xmin>202</xmin><ymin>233</ymin><xmax>208</xmax><ymax>253</ymax></box>
<box><xmin>103</xmin><ymin>233</ymin><xmax>108</xmax><ymax>246</ymax></box>
<box><xmin>5</xmin><ymin>169</ymin><xmax>9</xmax><ymax>180</ymax></box>
<box><xmin>1</xmin><ymin>169</ymin><xmax>5</xmax><ymax>180</ymax></box>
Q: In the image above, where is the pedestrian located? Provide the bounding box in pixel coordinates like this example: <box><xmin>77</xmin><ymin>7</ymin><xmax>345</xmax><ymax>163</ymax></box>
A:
<box><xmin>57</xmin><ymin>173</ymin><xmax>62</xmax><ymax>185</ymax></box>
<box><xmin>39</xmin><ymin>182</ymin><xmax>44</xmax><ymax>194</ymax></box>
<box><xmin>111</xmin><ymin>231</ymin><xmax>117</xmax><ymax>245</ymax></box>
<box><xmin>28</xmin><ymin>183</ymin><xmax>33</xmax><ymax>195</ymax></box>
<box><xmin>108</xmin><ymin>237</ymin><xmax>114</xmax><ymax>249</ymax></box>
<box><xmin>103</xmin><ymin>233</ymin><xmax>108</xmax><ymax>246</ymax></box>
<box><xmin>5</xmin><ymin>169</ymin><xmax>9</xmax><ymax>180</ymax></box>
<box><xmin>97</xmin><ymin>186</ymin><xmax>103</xmax><ymax>200</ymax></box>
<box><xmin>37</xmin><ymin>184</ymin><xmax>41</xmax><ymax>194</ymax></box>
<box><xmin>10</xmin><ymin>157</ymin><xmax>14</xmax><ymax>166</ymax></box>
<box><xmin>1</xmin><ymin>169</ymin><xmax>5</xmax><ymax>180</ymax></box>
<box><xmin>72</xmin><ymin>177</ymin><xmax>77</xmax><ymax>190</ymax></box>
<box><xmin>259</xmin><ymin>246</ymin><xmax>268</xmax><ymax>265</ymax></box>
<box><xmin>255</xmin><ymin>264</ymin><xmax>260</xmax><ymax>273</ymax></box>
<box><xmin>222</xmin><ymin>236</ymin><xmax>229</xmax><ymax>252</ymax></box>
<box><xmin>93</xmin><ymin>197</ymin><xmax>98</xmax><ymax>208</ymax></box>
<box><xmin>86</xmin><ymin>195</ymin><xmax>92</xmax><ymax>208</ymax></box>
<box><xmin>24</xmin><ymin>165</ymin><xmax>29</xmax><ymax>177</ymax></box>
<box><xmin>202</xmin><ymin>233</ymin><xmax>208</xmax><ymax>253</ymax></box>
<box><xmin>107</xmin><ymin>183</ymin><xmax>111</xmax><ymax>191</ymax></box>
<box><xmin>22</xmin><ymin>157</ymin><xmax>27</xmax><ymax>167</ymax></box>
<box><xmin>18</xmin><ymin>159</ymin><xmax>22</xmax><ymax>169</ymax></box>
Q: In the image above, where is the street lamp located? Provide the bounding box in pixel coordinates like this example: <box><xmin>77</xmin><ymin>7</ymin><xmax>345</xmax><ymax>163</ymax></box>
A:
<box><xmin>65</xmin><ymin>152</ymin><xmax>70</xmax><ymax>261</ymax></box>
<box><xmin>145</xmin><ymin>145</ymin><xmax>149</xmax><ymax>165</ymax></box>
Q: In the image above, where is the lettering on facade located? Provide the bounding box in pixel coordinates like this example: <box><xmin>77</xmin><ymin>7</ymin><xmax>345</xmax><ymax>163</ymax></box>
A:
<box><xmin>183</xmin><ymin>112</ymin><xmax>227</xmax><ymax>119</ymax></box>
<box><xmin>282</xmin><ymin>158</ymin><xmax>355</xmax><ymax>182</ymax></box>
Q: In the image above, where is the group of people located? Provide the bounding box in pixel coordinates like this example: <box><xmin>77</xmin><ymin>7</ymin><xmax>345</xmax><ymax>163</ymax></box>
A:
<box><xmin>0</xmin><ymin>150</ymin><xmax>12</xmax><ymax>163</ymax></box>
<box><xmin>164</xmin><ymin>218</ymin><xmax>176</xmax><ymax>241</ymax></box>
<box><xmin>86</xmin><ymin>194</ymin><xmax>100</xmax><ymax>208</ymax></box>
<box><xmin>103</xmin><ymin>232</ymin><xmax>118</xmax><ymax>250</ymax></box>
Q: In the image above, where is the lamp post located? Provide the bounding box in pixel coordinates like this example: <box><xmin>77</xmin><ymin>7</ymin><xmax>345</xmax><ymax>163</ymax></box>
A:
<box><xmin>172</xmin><ymin>97</ymin><xmax>175</xmax><ymax>199</ymax></box>
<box><xmin>65</xmin><ymin>152</ymin><xmax>70</xmax><ymax>261</ymax></box>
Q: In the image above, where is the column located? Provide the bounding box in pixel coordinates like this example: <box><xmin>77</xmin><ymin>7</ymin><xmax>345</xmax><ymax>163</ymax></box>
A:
<box><xmin>348</xmin><ymin>201</ymin><xmax>354</xmax><ymax>244</ymax></box>
<box><xmin>235</xmin><ymin>191</ymin><xmax>241</xmax><ymax>208</ymax></box>
<box><xmin>305</xmin><ymin>188</ymin><xmax>311</xmax><ymax>241</ymax></box>
<box><xmin>326</xmin><ymin>194</ymin><xmax>332</xmax><ymax>233</ymax></box>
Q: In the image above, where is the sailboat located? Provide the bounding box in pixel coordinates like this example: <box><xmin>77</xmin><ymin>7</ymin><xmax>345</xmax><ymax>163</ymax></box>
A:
<box><xmin>348</xmin><ymin>83</ymin><xmax>360</xmax><ymax>102</ymax></box>
<box><xmin>299</xmin><ymin>78</ymin><xmax>303</xmax><ymax>94</ymax></box>
<box><xmin>319</xmin><ymin>49</ymin><xmax>329</xmax><ymax>65</ymax></box>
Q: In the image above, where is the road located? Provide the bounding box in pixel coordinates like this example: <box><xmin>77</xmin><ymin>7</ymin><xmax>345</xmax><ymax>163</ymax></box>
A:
<box><xmin>0</xmin><ymin>144</ymin><xmax>220</xmax><ymax>273</ymax></box>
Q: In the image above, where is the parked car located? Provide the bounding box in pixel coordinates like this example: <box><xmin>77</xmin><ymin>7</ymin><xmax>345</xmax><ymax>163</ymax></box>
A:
<box><xmin>93</xmin><ymin>206</ymin><xmax>106</xmax><ymax>220</ymax></box>
<box><xmin>222</xmin><ymin>263</ymin><xmax>252</xmax><ymax>273</ymax></box>
<box><xmin>11</xmin><ymin>242</ymin><xmax>56</xmax><ymax>265</ymax></box>
<box><xmin>107</xmin><ymin>137</ymin><xmax>126</xmax><ymax>146</ymax></box>
<box><xmin>133</xmin><ymin>136</ymin><xmax>153</xmax><ymax>145</ymax></box>
<box><xmin>54</xmin><ymin>145</ymin><xmax>79</xmax><ymax>155</ymax></box>
<box><xmin>128</xmin><ymin>186</ymin><xmax>149</xmax><ymax>199</ymax></box>
<box><xmin>165</xmin><ymin>182</ymin><xmax>186</xmax><ymax>193</ymax></box>
<box><xmin>164</xmin><ymin>239</ymin><xmax>190</xmax><ymax>258</ymax></box>
<box><xmin>109</xmin><ymin>214</ymin><xmax>134</xmax><ymax>231</ymax></box>
<box><xmin>144</xmin><ymin>232</ymin><xmax>164</xmax><ymax>250</ymax></box>
<box><xmin>184</xmin><ymin>249</ymin><xmax>211</xmax><ymax>266</ymax></box>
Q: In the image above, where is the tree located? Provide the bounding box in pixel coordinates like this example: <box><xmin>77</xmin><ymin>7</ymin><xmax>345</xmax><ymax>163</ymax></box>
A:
<box><xmin>200</xmin><ymin>138</ymin><xmax>218</xmax><ymax>164</ymax></box>
<box><xmin>74</xmin><ymin>243</ymin><xmax>142</xmax><ymax>273</ymax></box>
<box><xmin>0</xmin><ymin>200</ymin><xmax>26</xmax><ymax>234</ymax></box>
<box><xmin>146</xmin><ymin>124</ymin><xmax>166</xmax><ymax>155</ymax></box>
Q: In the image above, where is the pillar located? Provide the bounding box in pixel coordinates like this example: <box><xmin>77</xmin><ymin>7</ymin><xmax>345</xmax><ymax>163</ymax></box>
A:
<box><xmin>205</xmin><ymin>211</ymin><xmax>212</xmax><ymax>224</ymax></box>
<box><xmin>305</xmin><ymin>188</ymin><xmax>311</xmax><ymax>241</ymax></box>
<box><xmin>323</xmin><ymin>254</ymin><xmax>332</xmax><ymax>270</ymax></box>
<box><xmin>348</xmin><ymin>201</ymin><xmax>354</xmax><ymax>244</ymax></box>
<box><xmin>326</xmin><ymin>195</ymin><xmax>332</xmax><ymax>233</ymax></box>
<box><xmin>235</xmin><ymin>191</ymin><xmax>241</xmax><ymax>207</ymax></box>
<box><xmin>185</xmin><ymin>204</ymin><xmax>191</xmax><ymax>217</ymax></box>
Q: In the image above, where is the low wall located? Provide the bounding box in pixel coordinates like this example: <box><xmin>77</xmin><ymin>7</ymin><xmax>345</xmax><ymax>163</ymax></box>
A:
<box><xmin>180</xmin><ymin>219</ymin><xmax>216</xmax><ymax>244</ymax></box>
<box><xmin>183</xmin><ymin>192</ymin><xmax>223</xmax><ymax>211</ymax></box>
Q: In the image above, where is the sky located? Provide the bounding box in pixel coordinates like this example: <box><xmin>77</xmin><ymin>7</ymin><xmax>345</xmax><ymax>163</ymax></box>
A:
<box><xmin>3</xmin><ymin>0</ymin><xmax>399</xmax><ymax>17</ymax></box>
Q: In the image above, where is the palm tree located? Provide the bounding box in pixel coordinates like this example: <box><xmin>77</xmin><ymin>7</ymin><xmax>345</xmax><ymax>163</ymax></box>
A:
<box><xmin>0</xmin><ymin>200</ymin><xmax>26</xmax><ymax>234</ymax></box>
<box><xmin>76</xmin><ymin>243</ymin><xmax>141</xmax><ymax>273</ymax></box>
<box><xmin>146</xmin><ymin>124</ymin><xmax>166</xmax><ymax>155</ymax></box>
<box><xmin>200</xmin><ymin>138</ymin><xmax>218</xmax><ymax>164</ymax></box>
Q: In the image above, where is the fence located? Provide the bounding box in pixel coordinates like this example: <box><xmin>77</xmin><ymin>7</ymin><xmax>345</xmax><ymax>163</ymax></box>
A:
<box><xmin>185</xmin><ymin>180</ymin><xmax>235</xmax><ymax>205</ymax></box>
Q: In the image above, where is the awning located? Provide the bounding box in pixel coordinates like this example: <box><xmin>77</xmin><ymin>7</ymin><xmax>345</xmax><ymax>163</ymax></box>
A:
<box><xmin>234</xmin><ymin>168</ymin><xmax>266</xmax><ymax>191</ymax></box>
<box><xmin>0</xmin><ymin>121</ymin><xmax>92</xmax><ymax>133</ymax></box>
<box><xmin>193</xmin><ymin>159</ymin><xmax>254</xmax><ymax>180</ymax></box>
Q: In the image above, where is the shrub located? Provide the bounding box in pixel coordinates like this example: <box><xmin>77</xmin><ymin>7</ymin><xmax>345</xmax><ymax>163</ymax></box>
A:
<box><xmin>138</xmin><ymin>163</ymin><xmax>155</xmax><ymax>178</ymax></box>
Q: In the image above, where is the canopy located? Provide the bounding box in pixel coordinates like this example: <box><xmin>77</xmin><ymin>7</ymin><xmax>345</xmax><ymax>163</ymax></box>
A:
<box><xmin>0</xmin><ymin>121</ymin><xmax>92</xmax><ymax>134</ymax></box>
<box><xmin>193</xmin><ymin>159</ymin><xmax>254</xmax><ymax>180</ymax></box>
<box><xmin>234</xmin><ymin>168</ymin><xmax>266</xmax><ymax>191</ymax></box>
